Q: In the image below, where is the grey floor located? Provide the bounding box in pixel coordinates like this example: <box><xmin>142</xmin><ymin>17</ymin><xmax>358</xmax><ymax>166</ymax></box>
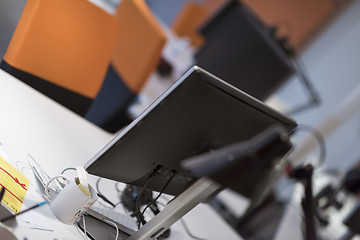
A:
<box><xmin>0</xmin><ymin>0</ymin><xmax>27</xmax><ymax>60</ymax></box>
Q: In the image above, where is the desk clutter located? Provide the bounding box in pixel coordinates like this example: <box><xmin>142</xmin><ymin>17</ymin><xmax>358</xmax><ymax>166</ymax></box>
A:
<box><xmin>0</xmin><ymin>144</ymin><xmax>29</xmax><ymax>214</ymax></box>
<box><xmin>44</xmin><ymin>168</ymin><xmax>98</xmax><ymax>225</ymax></box>
<box><xmin>27</xmin><ymin>156</ymin><xmax>139</xmax><ymax>237</ymax></box>
<box><xmin>0</xmin><ymin>142</ymin><xmax>143</xmax><ymax>239</ymax></box>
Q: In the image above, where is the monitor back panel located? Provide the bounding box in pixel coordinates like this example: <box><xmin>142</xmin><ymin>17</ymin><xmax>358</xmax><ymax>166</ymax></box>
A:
<box><xmin>195</xmin><ymin>0</ymin><xmax>293</xmax><ymax>101</ymax></box>
<box><xmin>85</xmin><ymin>66</ymin><xmax>296</xmax><ymax>196</ymax></box>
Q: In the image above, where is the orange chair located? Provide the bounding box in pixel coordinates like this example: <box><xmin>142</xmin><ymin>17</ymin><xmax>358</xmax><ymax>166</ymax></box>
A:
<box><xmin>85</xmin><ymin>0</ymin><xmax>167</xmax><ymax>132</ymax></box>
<box><xmin>172</xmin><ymin>0</ymin><xmax>227</xmax><ymax>48</ymax></box>
<box><xmin>0</xmin><ymin>0</ymin><xmax>118</xmax><ymax>116</ymax></box>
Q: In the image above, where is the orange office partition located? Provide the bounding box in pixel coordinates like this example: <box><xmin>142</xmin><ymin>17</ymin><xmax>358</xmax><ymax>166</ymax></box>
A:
<box><xmin>1</xmin><ymin>0</ymin><xmax>118</xmax><ymax>115</ymax></box>
<box><xmin>172</xmin><ymin>0</ymin><xmax>227</xmax><ymax>48</ymax></box>
<box><xmin>112</xmin><ymin>0</ymin><xmax>167</xmax><ymax>94</ymax></box>
<box><xmin>85</xmin><ymin>0</ymin><xmax>167</xmax><ymax>132</ymax></box>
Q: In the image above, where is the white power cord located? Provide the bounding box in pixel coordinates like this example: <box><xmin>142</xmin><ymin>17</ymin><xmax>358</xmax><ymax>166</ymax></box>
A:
<box><xmin>104</xmin><ymin>219</ymin><xmax>119</xmax><ymax>240</ymax></box>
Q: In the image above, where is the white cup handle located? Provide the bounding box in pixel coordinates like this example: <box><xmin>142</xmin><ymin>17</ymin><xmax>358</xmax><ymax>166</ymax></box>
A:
<box><xmin>45</xmin><ymin>175</ymin><xmax>70</xmax><ymax>198</ymax></box>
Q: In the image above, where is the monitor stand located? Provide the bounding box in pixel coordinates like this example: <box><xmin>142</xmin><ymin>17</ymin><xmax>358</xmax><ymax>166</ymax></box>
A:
<box><xmin>127</xmin><ymin>177</ymin><xmax>221</xmax><ymax>240</ymax></box>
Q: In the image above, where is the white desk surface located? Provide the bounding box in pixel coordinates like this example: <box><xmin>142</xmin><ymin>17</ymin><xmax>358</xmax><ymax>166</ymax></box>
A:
<box><xmin>0</xmin><ymin>69</ymin><xmax>242</xmax><ymax>240</ymax></box>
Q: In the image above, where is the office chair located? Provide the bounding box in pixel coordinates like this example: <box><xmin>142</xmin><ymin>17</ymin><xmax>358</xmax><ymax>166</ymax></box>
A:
<box><xmin>0</xmin><ymin>0</ymin><xmax>118</xmax><ymax>116</ymax></box>
<box><xmin>85</xmin><ymin>0</ymin><xmax>167</xmax><ymax>133</ymax></box>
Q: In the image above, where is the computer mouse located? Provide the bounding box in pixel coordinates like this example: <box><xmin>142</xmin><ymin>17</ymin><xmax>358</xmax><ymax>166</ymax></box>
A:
<box><xmin>0</xmin><ymin>223</ymin><xmax>17</xmax><ymax>240</ymax></box>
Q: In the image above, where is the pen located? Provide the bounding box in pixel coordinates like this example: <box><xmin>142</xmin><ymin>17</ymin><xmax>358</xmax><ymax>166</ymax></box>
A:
<box><xmin>0</xmin><ymin>201</ymin><xmax>47</xmax><ymax>222</ymax></box>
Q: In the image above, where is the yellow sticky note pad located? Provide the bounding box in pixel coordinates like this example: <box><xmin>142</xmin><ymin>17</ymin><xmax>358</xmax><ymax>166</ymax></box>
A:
<box><xmin>0</xmin><ymin>155</ymin><xmax>30</xmax><ymax>213</ymax></box>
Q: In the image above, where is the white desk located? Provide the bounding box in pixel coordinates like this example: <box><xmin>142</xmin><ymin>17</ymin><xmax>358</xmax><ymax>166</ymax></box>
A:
<box><xmin>0</xmin><ymin>69</ymin><xmax>114</xmax><ymax>239</ymax></box>
<box><xmin>0</xmin><ymin>69</ymin><xmax>242</xmax><ymax>240</ymax></box>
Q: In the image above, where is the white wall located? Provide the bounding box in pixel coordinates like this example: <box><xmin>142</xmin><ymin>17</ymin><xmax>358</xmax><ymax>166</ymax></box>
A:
<box><xmin>275</xmin><ymin>1</ymin><xmax>360</xmax><ymax>239</ymax></box>
<box><xmin>276</xmin><ymin>0</ymin><xmax>360</xmax><ymax>173</ymax></box>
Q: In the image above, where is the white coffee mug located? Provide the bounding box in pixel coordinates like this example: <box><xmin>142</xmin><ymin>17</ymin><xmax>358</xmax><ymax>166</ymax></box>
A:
<box><xmin>45</xmin><ymin>175</ymin><xmax>97</xmax><ymax>224</ymax></box>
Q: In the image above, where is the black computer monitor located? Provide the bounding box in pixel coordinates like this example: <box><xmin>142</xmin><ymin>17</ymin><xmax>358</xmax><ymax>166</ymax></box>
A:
<box><xmin>195</xmin><ymin>0</ymin><xmax>293</xmax><ymax>101</ymax></box>
<box><xmin>84</xmin><ymin>66</ymin><xmax>296</xmax><ymax>196</ymax></box>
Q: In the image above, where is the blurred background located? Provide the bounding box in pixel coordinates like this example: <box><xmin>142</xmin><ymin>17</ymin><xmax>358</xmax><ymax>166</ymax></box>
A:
<box><xmin>1</xmin><ymin>0</ymin><xmax>360</xmax><ymax>239</ymax></box>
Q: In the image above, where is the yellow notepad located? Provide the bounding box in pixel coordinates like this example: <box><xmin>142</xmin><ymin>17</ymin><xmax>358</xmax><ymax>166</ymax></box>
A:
<box><xmin>0</xmin><ymin>154</ymin><xmax>30</xmax><ymax>213</ymax></box>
